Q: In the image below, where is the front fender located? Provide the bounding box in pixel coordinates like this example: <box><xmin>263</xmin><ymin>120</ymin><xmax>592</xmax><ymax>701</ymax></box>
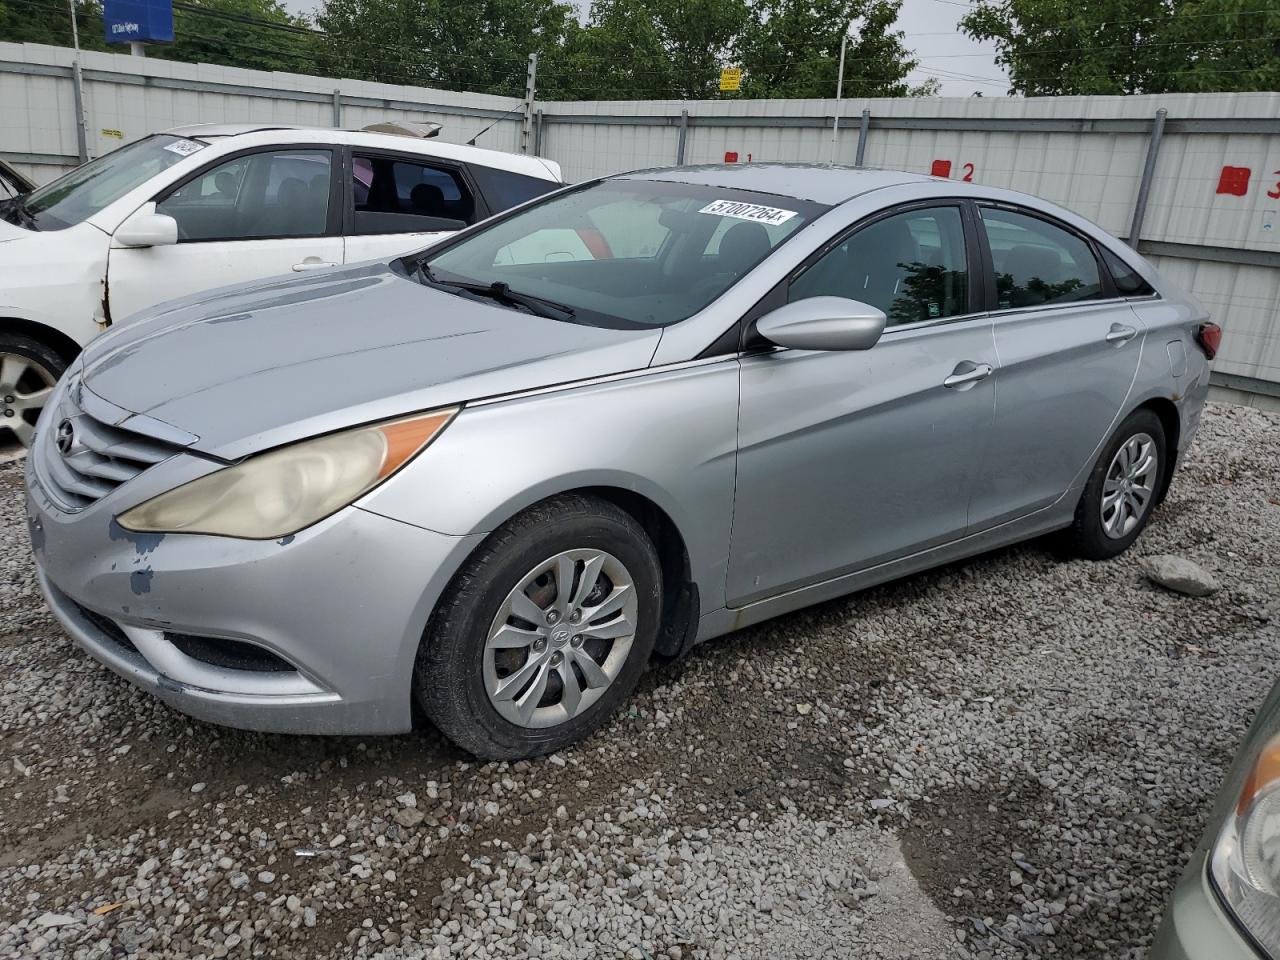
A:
<box><xmin>357</xmin><ymin>360</ymin><xmax>741</xmax><ymax>614</ymax></box>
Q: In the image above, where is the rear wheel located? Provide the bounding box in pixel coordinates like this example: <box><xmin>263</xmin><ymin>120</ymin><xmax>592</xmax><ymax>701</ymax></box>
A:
<box><xmin>0</xmin><ymin>334</ymin><xmax>64</xmax><ymax>455</ymax></box>
<box><xmin>1064</xmin><ymin>409</ymin><xmax>1166</xmax><ymax>560</ymax></box>
<box><xmin>415</xmin><ymin>494</ymin><xmax>662</xmax><ymax>760</ymax></box>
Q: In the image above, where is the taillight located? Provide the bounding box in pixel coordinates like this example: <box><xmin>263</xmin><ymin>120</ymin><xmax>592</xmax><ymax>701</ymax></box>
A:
<box><xmin>1195</xmin><ymin>322</ymin><xmax>1222</xmax><ymax>360</ymax></box>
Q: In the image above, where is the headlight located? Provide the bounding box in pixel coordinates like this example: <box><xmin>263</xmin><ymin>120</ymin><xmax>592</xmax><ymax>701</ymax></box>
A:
<box><xmin>117</xmin><ymin>408</ymin><xmax>457</xmax><ymax>539</ymax></box>
<box><xmin>1210</xmin><ymin>734</ymin><xmax>1280</xmax><ymax>957</ymax></box>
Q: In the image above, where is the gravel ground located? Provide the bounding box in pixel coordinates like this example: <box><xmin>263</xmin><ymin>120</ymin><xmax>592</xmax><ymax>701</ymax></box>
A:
<box><xmin>1</xmin><ymin>401</ymin><xmax>1277</xmax><ymax>960</ymax></box>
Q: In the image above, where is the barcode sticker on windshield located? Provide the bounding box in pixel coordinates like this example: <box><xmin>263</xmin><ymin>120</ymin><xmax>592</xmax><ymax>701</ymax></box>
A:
<box><xmin>699</xmin><ymin>199</ymin><xmax>797</xmax><ymax>226</ymax></box>
<box><xmin>164</xmin><ymin>139</ymin><xmax>205</xmax><ymax>157</ymax></box>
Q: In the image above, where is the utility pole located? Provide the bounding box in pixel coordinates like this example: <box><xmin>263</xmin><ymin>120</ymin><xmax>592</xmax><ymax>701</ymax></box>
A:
<box><xmin>829</xmin><ymin>28</ymin><xmax>850</xmax><ymax>165</ymax></box>
<box><xmin>520</xmin><ymin>52</ymin><xmax>539</xmax><ymax>155</ymax></box>
<box><xmin>67</xmin><ymin>0</ymin><xmax>89</xmax><ymax>162</ymax></box>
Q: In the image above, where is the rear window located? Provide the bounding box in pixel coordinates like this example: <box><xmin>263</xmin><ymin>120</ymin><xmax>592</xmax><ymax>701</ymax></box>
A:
<box><xmin>470</xmin><ymin>166</ymin><xmax>560</xmax><ymax>211</ymax></box>
<box><xmin>1101</xmin><ymin>247</ymin><xmax>1156</xmax><ymax>297</ymax></box>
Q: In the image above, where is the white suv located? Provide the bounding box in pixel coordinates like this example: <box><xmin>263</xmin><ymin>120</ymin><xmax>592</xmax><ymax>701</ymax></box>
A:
<box><xmin>0</xmin><ymin>123</ymin><xmax>563</xmax><ymax>451</ymax></box>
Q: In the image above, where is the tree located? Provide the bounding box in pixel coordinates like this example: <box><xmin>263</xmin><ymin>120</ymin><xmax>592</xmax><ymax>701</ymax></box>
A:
<box><xmin>0</xmin><ymin>0</ymin><xmax>316</xmax><ymax>72</ymax></box>
<box><xmin>734</xmin><ymin>0</ymin><xmax>923</xmax><ymax>99</ymax></box>
<box><xmin>0</xmin><ymin>0</ymin><xmax>108</xmax><ymax>50</ymax></box>
<box><xmin>161</xmin><ymin>0</ymin><xmax>319</xmax><ymax>74</ymax></box>
<box><xmin>314</xmin><ymin>0</ymin><xmax>576</xmax><ymax>96</ymax></box>
<box><xmin>961</xmin><ymin>0</ymin><xmax>1280</xmax><ymax>95</ymax></box>
<box><xmin>538</xmin><ymin>0</ymin><xmax>750</xmax><ymax>100</ymax></box>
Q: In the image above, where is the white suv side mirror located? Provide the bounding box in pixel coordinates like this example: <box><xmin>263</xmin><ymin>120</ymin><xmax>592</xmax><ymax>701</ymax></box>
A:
<box><xmin>115</xmin><ymin>205</ymin><xmax>178</xmax><ymax>248</ymax></box>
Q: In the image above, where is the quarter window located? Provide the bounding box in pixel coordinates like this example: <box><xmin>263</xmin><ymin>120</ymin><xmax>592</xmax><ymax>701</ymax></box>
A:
<box><xmin>351</xmin><ymin>155</ymin><xmax>476</xmax><ymax>234</ymax></box>
<box><xmin>1101</xmin><ymin>246</ymin><xmax>1155</xmax><ymax>297</ymax></box>
<box><xmin>980</xmin><ymin>208</ymin><xmax>1103</xmax><ymax>308</ymax></box>
<box><xmin>790</xmin><ymin>206</ymin><xmax>970</xmax><ymax>327</ymax></box>
<box><xmin>159</xmin><ymin>149</ymin><xmax>332</xmax><ymax>242</ymax></box>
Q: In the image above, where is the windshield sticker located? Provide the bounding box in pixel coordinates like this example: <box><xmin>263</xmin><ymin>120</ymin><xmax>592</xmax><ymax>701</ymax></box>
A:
<box><xmin>164</xmin><ymin>139</ymin><xmax>205</xmax><ymax>157</ymax></box>
<box><xmin>699</xmin><ymin>199</ymin><xmax>798</xmax><ymax>226</ymax></box>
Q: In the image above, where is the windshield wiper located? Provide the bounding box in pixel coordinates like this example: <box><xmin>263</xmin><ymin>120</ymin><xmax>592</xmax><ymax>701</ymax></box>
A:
<box><xmin>418</xmin><ymin>264</ymin><xmax>575</xmax><ymax>323</ymax></box>
<box><xmin>0</xmin><ymin>197</ymin><xmax>38</xmax><ymax>230</ymax></box>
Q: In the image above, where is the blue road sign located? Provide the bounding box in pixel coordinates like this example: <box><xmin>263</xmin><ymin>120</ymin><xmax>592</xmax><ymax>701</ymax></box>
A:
<box><xmin>103</xmin><ymin>0</ymin><xmax>175</xmax><ymax>45</ymax></box>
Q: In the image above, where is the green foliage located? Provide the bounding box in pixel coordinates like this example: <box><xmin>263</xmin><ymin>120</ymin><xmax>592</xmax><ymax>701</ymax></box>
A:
<box><xmin>961</xmin><ymin>0</ymin><xmax>1280</xmax><ymax>95</ymax></box>
<box><xmin>161</xmin><ymin>0</ymin><xmax>318</xmax><ymax>73</ymax></box>
<box><xmin>735</xmin><ymin>0</ymin><xmax>921</xmax><ymax>99</ymax></box>
<box><xmin>0</xmin><ymin>0</ymin><xmax>109</xmax><ymax>50</ymax></box>
<box><xmin>314</xmin><ymin>0</ymin><xmax>575</xmax><ymax>96</ymax></box>
<box><xmin>3</xmin><ymin>0</ymin><xmax>931</xmax><ymax>100</ymax></box>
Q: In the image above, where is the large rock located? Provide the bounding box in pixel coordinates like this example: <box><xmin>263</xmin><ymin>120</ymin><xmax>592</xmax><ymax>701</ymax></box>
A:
<box><xmin>1140</xmin><ymin>555</ymin><xmax>1221</xmax><ymax>597</ymax></box>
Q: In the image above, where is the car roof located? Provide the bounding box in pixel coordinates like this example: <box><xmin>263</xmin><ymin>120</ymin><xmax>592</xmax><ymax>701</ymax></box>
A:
<box><xmin>615</xmin><ymin>163</ymin><xmax>933</xmax><ymax>205</ymax></box>
<box><xmin>161</xmin><ymin>124</ymin><xmax>562</xmax><ymax>182</ymax></box>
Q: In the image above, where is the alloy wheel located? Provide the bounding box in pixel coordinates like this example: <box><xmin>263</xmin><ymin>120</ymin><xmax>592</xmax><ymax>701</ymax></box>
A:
<box><xmin>483</xmin><ymin>548</ymin><xmax>637</xmax><ymax>728</ymax></box>
<box><xmin>1100</xmin><ymin>431</ymin><xmax>1158</xmax><ymax>539</ymax></box>
<box><xmin>0</xmin><ymin>352</ymin><xmax>56</xmax><ymax>451</ymax></box>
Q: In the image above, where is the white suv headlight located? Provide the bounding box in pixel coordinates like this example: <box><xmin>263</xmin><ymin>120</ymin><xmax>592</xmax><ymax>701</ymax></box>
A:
<box><xmin>1210</xmin><ymin>735</ymin><xmax>1280</xmax><ymax>957</ymax></box>
<box><xmin>117</xmin><ymin>409</ymin><xmax>456</xmax><ymax>539</ymax></box>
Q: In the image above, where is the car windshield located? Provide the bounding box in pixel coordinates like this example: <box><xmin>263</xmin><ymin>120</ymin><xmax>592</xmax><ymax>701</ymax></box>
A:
<box><xmin>417</xmin><ymin>179</ymin><xmax>826</xmax><ymax>329</ymax></box>
<box><xmin>13</xmin><ymin>134</ymin><xmax>206</xmax><ymax>231</ymax></box>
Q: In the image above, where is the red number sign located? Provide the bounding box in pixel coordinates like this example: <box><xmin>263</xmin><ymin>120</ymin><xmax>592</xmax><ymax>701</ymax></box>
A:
<box><xmin>1216</xmin><ymin>166</ymin><xmax>1252</xmax><ymax>197</ymax></box>
<box><xmin>930</xmin><ymin>159</ymin><xmax>952</xmax><ymax>178</ymax></box>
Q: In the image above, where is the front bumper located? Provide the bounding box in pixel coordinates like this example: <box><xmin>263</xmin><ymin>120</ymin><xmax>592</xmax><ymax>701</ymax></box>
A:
<box><xmin>27</xmin><ymin>462</ymin><xmax>481</xmax><ymax>735</ymax></box>
<box><xmin>1150</xmin><ymin>853</ymin><xmax>1260</xmax><ymax>960</ymax></box>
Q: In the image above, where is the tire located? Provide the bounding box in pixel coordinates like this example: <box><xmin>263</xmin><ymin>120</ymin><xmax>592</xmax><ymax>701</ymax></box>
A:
<box><xmin>415</xmin><ymin>493</ymin><xmax>663</xmax><ymax>760</ymax></box>
<box><xmin>0</xmin><ymin>334</ymin><xmax>65</xmax><ymax>452</ymax></box>
<box><xmin>1063</xmin><ymin>408</ymin><xmax>1167</xmax><ymax>560</ymax></box>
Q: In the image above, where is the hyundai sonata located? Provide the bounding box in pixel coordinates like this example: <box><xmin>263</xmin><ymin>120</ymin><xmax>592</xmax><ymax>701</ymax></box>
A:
<box><xmin>25</xmin><ymin>164</ymin><xmax>1217</xmax><ymax>759</ymax></box>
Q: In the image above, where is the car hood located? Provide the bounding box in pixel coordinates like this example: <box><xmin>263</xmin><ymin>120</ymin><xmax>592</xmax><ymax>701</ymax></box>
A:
<box><xmin>80</xmin><ymin>261</ymin><xmax>662</xmax><ymax>460</ymax></box>
<box><xmin>0</xmin><ymin>219</ymin><xmax>33</xmax><ymax>243</ymax></box>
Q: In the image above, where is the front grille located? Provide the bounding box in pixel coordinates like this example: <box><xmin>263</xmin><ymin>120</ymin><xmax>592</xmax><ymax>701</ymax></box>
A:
<box><xmin>167</xmin><ymin>633</ymin><xmax>295</xmax><ymax>673</ymax></box>
<box><xmin>38</xmin><ymin>380</ymin><xmax>183</xmax><ymax>510</ymax></box>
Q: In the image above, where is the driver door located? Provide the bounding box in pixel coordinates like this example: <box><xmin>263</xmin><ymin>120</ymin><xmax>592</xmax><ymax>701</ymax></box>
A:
<box><xmin>727</xmin><ymin>203</ymin><xmax>997</xmax><ymax>606</ymax></box>
<box><xmin>107</xmin><ymin>147</ymin><xmax>343</xmax><ymax>322</ymax></box>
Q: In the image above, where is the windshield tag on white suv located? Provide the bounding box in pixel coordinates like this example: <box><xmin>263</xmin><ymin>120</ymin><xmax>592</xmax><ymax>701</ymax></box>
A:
<box><xmin>163</xmin><ymin>139</ymin><xmax>205</xmax><ymax>157</ymax></box>
<box><xmin>698</xmin><ymin>199</ymin><xmax>797</xmax><ymax>226</ymax></box>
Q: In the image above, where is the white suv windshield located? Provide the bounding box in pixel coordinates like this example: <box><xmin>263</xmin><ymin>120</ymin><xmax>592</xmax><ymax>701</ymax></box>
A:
<box><xmin>418</xmin><ymin>179</ymin><xmax>826</xmax><ymax>329</ymax></box>
<box><xmin>14</xmin><ymin>135</ymin><xmax>205</xmax><ymax>231</ymax></box>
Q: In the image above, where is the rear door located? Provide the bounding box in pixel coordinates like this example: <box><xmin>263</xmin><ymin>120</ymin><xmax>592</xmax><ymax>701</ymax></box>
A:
<box><xmin>107</xmin><ymin>146</ymin><xmax>342</xmax><ymax>321</ymax></box>
<box><xmin>967</xmin><ymin>205</ymin><xmax>1145</xmax><ymax>531</ymax></box>
<box><xmin>341</xmin><ymin>149</ymin><xmax>488</xmax><ymax>264</ymax></box>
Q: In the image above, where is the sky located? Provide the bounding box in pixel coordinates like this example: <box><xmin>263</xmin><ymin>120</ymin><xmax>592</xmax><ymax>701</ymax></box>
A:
<box><xmin>281</xmin><ymin>0</ymin><xmax>1012</xmax><ymax>98</ymax></box>
<box><xmin>896</xmin><ymin>0</ymin><xmax>1011</xmax><ymax>96</ymax></box>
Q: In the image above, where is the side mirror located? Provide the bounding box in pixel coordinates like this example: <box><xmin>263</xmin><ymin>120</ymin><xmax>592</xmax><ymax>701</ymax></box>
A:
<box><xmin>115</xmin><ymin>205</ymin><xmax>178</xmax><ymax>248</ymax></box>
<box><xmin>756</xmin><ymin>296</ymin><xmax>887</xmax><ymax>352</ymax></box>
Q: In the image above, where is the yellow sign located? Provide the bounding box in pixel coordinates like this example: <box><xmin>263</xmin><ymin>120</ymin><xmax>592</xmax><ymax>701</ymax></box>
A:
<box><xmin>719</xmin><ymin>68</ymin><xmax>742</xmax><ymax>92</ymax></box>
<box><xmin>101</xmin><ymin>128</ymin><xmax>123</xmax><ymax>139</ymax></box>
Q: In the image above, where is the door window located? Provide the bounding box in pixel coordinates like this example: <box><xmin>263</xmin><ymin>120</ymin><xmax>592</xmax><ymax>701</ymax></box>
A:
<box><xmin>980</xmin><ymin>208</ymin><xmax>1103</xmax><ymax>308</ymax></box>
<box><xmin>790</xmin><ymin>206</ymin><xmax>970</xmax><ymax>327</ymax></box>
<box><xmin>158</xmin><ymin>150</ymin><xmax>332</xmax><ymax>241</ymax></box>
<box><xmin>351</xmin><ymin>155</ymin><xmax>476</xmax><ymax>234</ymax></box>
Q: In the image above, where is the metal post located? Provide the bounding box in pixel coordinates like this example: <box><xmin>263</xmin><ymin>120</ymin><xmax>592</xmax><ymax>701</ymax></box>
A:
<box><xmin>830</xmin><ymin>29</ymin><xmax>849</xmax><ymax>164</ymax></box>
<box><xmin>129</xmin><ymin>41</ymin><xmax>145</xmax><ymax>57</ymax></box>
<box><xmin>676</xmin><ymin>108</ymin><xmax>688</xmax><ymax>165</ymax></box>
<box><xmin>533</xmin><ymin>109</ymin><xmax>543</xmax><ymax>157</ymax></box>
<box><xmin>520</xmin><ymin>52</ymin><xmax>538</xmax><ymax>155</ymax></box>
<box><xmin>67</xmin><ymin>0</ymin><xmax>89</xmax><ymax>162</ymax></box>
<box><xmin>854</xmin><ymin>108</ymin><xmax>870</xmax><ymax>168</ymax></box>
<box><xmin>332</xmin><ymin>89</ymin><xmax>342</xmax><ymax>128</ymax></box>
<box><xmin>1128</xmin><ymin>108</ymin><xmax>1167</xmax><ymax>247</ymax></box>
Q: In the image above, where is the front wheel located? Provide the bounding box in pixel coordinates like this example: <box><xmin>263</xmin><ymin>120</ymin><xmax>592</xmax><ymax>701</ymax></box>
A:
<box><xmin>1064</xmin><ymin>408</ymin><xmax>1167</xmax><ymax>560</ymax></box>
<box><xmin>415</xmin><ymin>494</ymin><xmax>662</xmax><ymax>760</ymax></box>
<box><xmin>0</xmin><ymin>334</ymin><xmax>65</xmax><ymax>454</ymax></box>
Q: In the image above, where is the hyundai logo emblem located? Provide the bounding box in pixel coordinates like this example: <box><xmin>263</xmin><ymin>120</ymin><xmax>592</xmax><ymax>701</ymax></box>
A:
<box><xmin>55</xmin><ymin>419</ymin><xmax>75</xmax><ymax>456</ymax></box>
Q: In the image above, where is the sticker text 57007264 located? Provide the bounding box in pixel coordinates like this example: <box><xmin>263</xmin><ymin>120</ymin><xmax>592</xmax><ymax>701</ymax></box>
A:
<box><xmin>699</xmin><ymin>199</ymin><xmax>798</xmax><ymax>226</ymax></box>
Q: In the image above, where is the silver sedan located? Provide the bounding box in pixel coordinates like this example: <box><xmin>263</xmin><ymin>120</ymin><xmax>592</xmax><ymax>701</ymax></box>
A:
<box><xmin>25</xmin><ymin>164</ymin><xmax>1217</xmax><ymax>759</ymax></box>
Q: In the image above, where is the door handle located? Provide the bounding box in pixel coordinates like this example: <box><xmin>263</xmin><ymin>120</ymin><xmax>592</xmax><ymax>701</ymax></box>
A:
<box><xmin>292</xmin><ymin>258</ymin><xmax>336</xmax><ymax>272</ymax></box>
<box><xmin>1105</xmin><ymin>323</ymin><xmax>1138</xmax><ymax>344</ymax></box>
<box><xmin>943</xmin><ymin>361</ymin><xmax>993</xmax><ymax>389</ymax></box>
